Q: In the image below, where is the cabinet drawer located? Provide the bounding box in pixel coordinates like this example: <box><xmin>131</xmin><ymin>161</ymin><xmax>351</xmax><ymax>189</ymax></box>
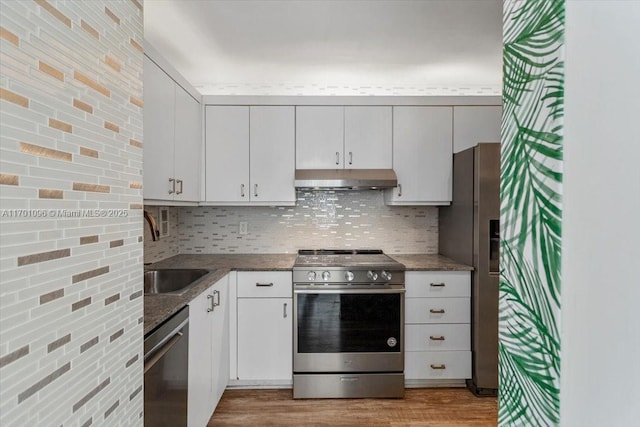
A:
<box><xmin>405</xmin><ymin>351</ymin><xmax>471</xmax><ymax>380</ymax></box>
<box><xmin>405</xmin><ymin>297</ymin><xmax>469</xmax><ymax>324</ymax></box>
<box><xmin>405</xmin><ymin>324</ymin><xmax>470</xmax><ymax>351</ymax></box>
<box><xmin>237</xmin><ymin>271</ymin><xmax>292</xmax><ymax>298</ymax></box>
<box><xmin>405</xmin><ymin>271</ymin><xmax>470</xmax><ymax>298</ymax></box>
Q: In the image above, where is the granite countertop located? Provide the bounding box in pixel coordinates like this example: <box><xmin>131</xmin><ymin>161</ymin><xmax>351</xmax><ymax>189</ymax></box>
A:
<box><xmin>390</xmin><ymin>254</ymin><xmax>474</xmax><ymax>271</ymax></box>
<box><xmin>144</xmin><ymin>253</ymin><xmax>471</xmax><ymax>336</ymax></box>
<box><xmin>144</xmin><ymin>254</ymin><xmax>296</xmax><ymax>336</ymax></box>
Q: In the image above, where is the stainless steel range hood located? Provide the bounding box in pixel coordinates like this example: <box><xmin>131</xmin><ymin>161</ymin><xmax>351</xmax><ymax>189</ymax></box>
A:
<box><xmin>294</xmin><ymin>169</ymin><xmax>398</xmax><ymax>190</ymax></box>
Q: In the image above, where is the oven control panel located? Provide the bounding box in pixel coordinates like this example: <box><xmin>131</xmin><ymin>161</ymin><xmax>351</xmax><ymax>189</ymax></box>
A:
<box><xmin>293</xmin><ymin>268</ymin><xmax>404</xmax><ymax>285</ymax></box>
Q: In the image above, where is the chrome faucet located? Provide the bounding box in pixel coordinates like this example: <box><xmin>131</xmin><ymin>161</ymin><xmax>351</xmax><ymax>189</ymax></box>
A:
<box><xmin>144</xmin><ymin>210</ymin><xmax>159</xmax><ymax>241</ymax></box>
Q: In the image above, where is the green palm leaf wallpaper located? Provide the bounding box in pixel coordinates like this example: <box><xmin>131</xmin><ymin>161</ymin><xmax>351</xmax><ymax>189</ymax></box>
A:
<box><xmin>500</xmin><ymin>1</ymin><xmax>564</xmax><ymax>425</ymax></box>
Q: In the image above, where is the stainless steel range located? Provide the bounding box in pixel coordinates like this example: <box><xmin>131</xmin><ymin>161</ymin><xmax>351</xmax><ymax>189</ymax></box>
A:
<box><xmin>292</xmin><ymin>249</ymin><xmax>406</xmax><ymax>399</ymax></box>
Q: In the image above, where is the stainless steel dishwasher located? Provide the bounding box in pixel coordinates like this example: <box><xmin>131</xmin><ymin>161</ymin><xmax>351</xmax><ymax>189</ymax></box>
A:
<box><xmin>144</xmin><ymin>306</ymin><xmax>189</xmax><ymax>427</ymax></box>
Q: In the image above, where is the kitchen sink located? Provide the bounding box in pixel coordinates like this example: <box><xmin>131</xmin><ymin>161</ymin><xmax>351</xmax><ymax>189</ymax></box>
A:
<box><xmin>144</xmin><ymin>268</ymin><xmax>213</xmax><ymax>295</ymax></box>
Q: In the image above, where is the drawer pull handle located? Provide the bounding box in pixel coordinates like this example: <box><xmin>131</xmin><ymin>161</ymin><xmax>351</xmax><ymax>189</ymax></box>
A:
<box><xmin>429</xmin><ymin>336</ymin><xmax>445</xmax><ymax>341</ymax></box>
<box><xmin>256</xmin><ymin>282</ymin><xmax>274</xmax><ymax>287</ymax></box>
<box><xmin>430</xmin><ymin>309</ymin><xmax>445</xmax><ymax>314</ymax></box>
<box><xmin>430</xmin><ymin>283</ymin><xmax>445</xmax><ymax>287</ymax></box>
<box><xmin>430</xmin><ymin>364</ymin><xmax>446</xmax><ymax>370</ymax></box>
<box><xmin>207</xmin><ymin>294</ymin><xmax>214</xmax><ymax>312</ymax></box>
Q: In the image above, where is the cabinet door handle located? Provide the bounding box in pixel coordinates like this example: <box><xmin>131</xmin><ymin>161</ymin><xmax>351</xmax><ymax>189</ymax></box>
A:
<box><xmin>336</xmin><ymin>152</ymin><xmax>340</xmax><ymax>165</ymax></box>
<box><xmin>429</xmin><ymin>336</ymin><xmax>445</xmax><ymax>341</ymax></box>
<box><xmin>430</xmin><ymin>282</ymin><xmax>445</xmax><ymax>287</ymax></box>
<box><xmin>398</xmin><ymin>183</ymin><xmax>402</xmax><ymax>197</ymax></box>
<box><xmin>176</xmin><ymin>179</ymin><xmax>183</xmax><ymax>195</ymax></box>
<box><xmin>430</xmin><ymin>364</ymin><xmax>446</xmax><ymax>370</ymax></box>
<box><xmin>254</xmin><ymin>184</ymin><xmax>258</xmax><ymax>197</ymax></box>
<box><xmin>168</xmin><ymin>178</ymin><xmax>176</xmax><ymax>194</ymax></box>
<box><xmin>256</xmin><ymin>282</ymin><xmax>274</xmax><ymax>287</ymax></box>
<box><xmin>348</xmin><ymin>151</ymin><xmax>353</xmax><ymax>165</ymax></box>
<box><xmin>283</xmin><ymin>302</ymin><xmax>288</xmax><ymax>318</ymax></box>
<box><xmin>241</xmin><ymin>184</ymin><xmax>245</xmax><ymax>197</ymax></box>
<box><xmin>213</xmin><ymin>290</ymin><xmax>220</xmax><ymax>307</ymax></box>
<box><xmin>207</xmin><ymin>294</ymin><xmax>214</xmax><ymax>312</ymax></box>
<box><xmin>430</xmin><ymin>309</ymin><xmax>445</xmax><ymax>314</ymax></box>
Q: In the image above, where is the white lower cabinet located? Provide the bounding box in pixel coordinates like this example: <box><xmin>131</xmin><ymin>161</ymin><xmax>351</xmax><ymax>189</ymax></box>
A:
<box><xmin>405</xmin><ymin>351</ymin><xmax>471</xmax><ymax>380</ymax></box>
<box><xmin>232</xmin><ymin>271</ymin><xmax>293</xmax><ymax>384</ymax></box>
<box><xmin>404</xmin><ymin>271</ymin><xmax>471</xmax><ymax>385</ymax></box>
<box><xmin>188</xmin><ymin>274</ymin><xmax>229</xmax><ymax>427</ymax></box>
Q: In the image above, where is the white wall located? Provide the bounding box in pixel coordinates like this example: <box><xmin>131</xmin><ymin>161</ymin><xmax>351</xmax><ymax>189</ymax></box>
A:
<box><xmin>453</xmin><ymin>106</ymin><xmax>502</xmax><ymax>152</ymax></box>
<box><xmin>561</xmin><ymin>2</ymin><xmax>640</xmax><ymax>426</ymax></box>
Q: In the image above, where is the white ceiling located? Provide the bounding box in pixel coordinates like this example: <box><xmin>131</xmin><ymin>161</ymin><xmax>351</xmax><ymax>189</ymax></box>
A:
<box><xmin>144</xmin><ymin>0</ymin><xmax>503</xmax><ymax>96</ymax></box>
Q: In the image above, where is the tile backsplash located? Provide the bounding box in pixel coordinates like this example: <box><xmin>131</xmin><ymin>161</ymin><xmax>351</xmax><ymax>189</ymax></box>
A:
<box><xmin>159</xmin><ymin>190</ymin><xmax>438</xmax><ymax>255</ymax></box>
<box><xmin>143</xmin><ymin>206</ymin><xmax>179</xmax><ymax>264</ymax></box>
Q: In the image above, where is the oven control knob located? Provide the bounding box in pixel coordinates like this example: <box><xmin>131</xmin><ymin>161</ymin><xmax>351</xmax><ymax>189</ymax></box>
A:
<box><xmin>345</xmin><ymin>271</ymin><xmax>355</xmax><ymax>282</ymax></box>
<box><xmin>367</xmin><ymin>270</ymin><xmax>378</xmax><ymax>281</ymax></box>
<box><xmin>307</xmin><ymin>271</ymin><xmax>317</xmax><ymax>281</ymax></box>
<box><xmin>322</xmin><ymin>271</ymin><xmax>331</xmax><ymax>281</ymax></box>
<box><xmin>381</xmin><ymin>270</ymin><xmax>392</xmax><ymax>281</ymax></box>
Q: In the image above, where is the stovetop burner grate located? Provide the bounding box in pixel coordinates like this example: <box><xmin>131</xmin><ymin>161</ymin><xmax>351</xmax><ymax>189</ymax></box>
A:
<box><xmin>297</xmin><ymin>249</ymin><xmax>383</xmax><ymax>255</ymax></box>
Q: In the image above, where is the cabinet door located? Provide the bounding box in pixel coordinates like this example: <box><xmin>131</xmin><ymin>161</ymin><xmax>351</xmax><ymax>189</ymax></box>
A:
<box><xmin>249</xmin><ymin>106</ymin><xmax>295</xmax><ymax>203</ymax></box>
<box><xmin>295</xmin><ymin>106</ymin><xmax>344</xmax><ymax>169</ymax></box>
<box><xmin>174</xmin><ymin>86</ymin><xmax>201</xmax><ymax>202</ymax></box>
<box><xmin>453</xmin><ymin>106</ymin><xmax>502</xmax><ymax>153</ymax></box>
<box><xmin>237</xmin><ymin>298</ymin><xmax>292</xmax><ymax>381</ymax></box>
<box><xmin>205</xmin><ymin>106</ymin><xmax>249</xmax><ymax>202</ymax></box>
<box><xmin>188</xmin><ymin>287</ymin><xmax>213</xmax><ymax>427</ymax></box>
<box><xmin>385</xmin><ymin>107</ymin><xmax>453</xmax><ymax>205</ymax></box>
<box><xmin>344</xmin><ymin>106</ymin><xmax>392</xmax><ymax>169</ymax></box>
<box><xmin>211</xmin><ymin>276</ymin><xmax>229</xmax><ymax>408</ymax></box>
<box><xmin>143</xmin><ymin>55</ymin><xmax>175</xmax><ymax>200</ymax></box>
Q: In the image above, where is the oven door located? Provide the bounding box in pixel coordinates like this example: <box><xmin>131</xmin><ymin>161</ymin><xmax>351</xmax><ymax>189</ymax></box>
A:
<box><xmin>293</xmin><ymin>286</ymin><xmax>404</xmax><ymax>373</ymax></box>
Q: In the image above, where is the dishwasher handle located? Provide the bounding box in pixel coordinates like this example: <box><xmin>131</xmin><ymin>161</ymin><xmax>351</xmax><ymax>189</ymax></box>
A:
<box><xmin>144</xmin><ymin>330</ymin><xmax>183</xmax><ymax>374</ymax></box>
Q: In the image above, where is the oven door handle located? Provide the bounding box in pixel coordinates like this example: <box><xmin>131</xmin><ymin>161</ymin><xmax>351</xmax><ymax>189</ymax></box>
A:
<box><xmin>294</xmin><ymin>288</ymin><xmax>405</xmax><ymax>295</ymax></box>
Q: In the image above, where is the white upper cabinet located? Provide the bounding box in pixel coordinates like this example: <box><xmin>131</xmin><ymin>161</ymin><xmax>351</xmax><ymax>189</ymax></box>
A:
<box><xmin>385</xmin><ymin>107</ymin><xmax>453</xmax><ymax>205</ymax></box>
<box><xmin>344</xmin><ymin>106</ymin><xmax>392</xmax><ymax>169</ymax></box>
<box><xmin>174</xmin><ymin>86</ymin><xmax>201</xmax><ymax>201</ymax></box>
<box><xmin>205</xmin><ymin>106</ymin><xmax>295</xmax><ymax>205</ymax></box>
<box><xmin>205</xmin><ymin>106</ymin><xmax>250</xmax><ymax>203</ymax></box>
<box><xmin>143</xmin><ymin>55</ymin><xmax>201</xmax><ymax>203</ymax></box>
<box><xmin>453</xmin><ymin>106</ymin><xmax>502</xmax><ymax>153</ymax></box>
<box><xmin>143</xmin><ymin>55</ymin><xmax>175</xmax><ymax>200</ymax></box>
<box><xmin>295</xmin><ymin>106</ymin><xmax>344</xmax><ymax>169</ymax></box>
<box><xmin>249</xmin><ymin>106</ymin><xmax>296</xmax><ymax>203</ymax></box>
<box><xmin>295</xmin><ymin>106</ymin><xmax>392</xmax><ymax>169</ymax></box>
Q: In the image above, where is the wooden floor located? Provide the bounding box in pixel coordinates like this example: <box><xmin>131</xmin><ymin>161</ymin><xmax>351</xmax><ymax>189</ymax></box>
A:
<box><xmin>208</xmin><ymin>388</ymin><xmax>497</xmax><ymax>426</ymax></box>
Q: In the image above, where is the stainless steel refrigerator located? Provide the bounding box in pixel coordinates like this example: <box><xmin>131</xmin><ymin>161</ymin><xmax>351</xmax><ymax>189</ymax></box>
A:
<box><xmin>439</xmin><ymin>143</ymin><xmax>500</xmax><ymax>396</ymax></box>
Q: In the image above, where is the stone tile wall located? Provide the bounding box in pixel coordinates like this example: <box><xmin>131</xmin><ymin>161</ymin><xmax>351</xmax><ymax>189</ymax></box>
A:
<box><xmin>0</xmin><ymin>1</ymin><xmax>143</xmax><ymax>425</ymax></box>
